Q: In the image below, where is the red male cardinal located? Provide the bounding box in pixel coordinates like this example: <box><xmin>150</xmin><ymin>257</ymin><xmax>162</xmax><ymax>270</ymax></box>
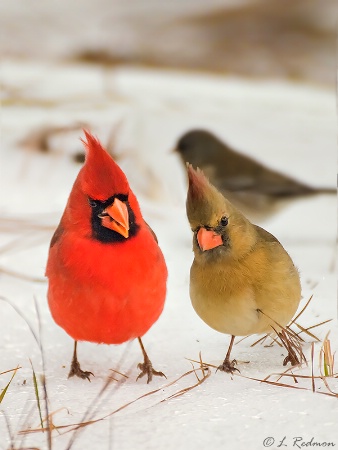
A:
<box><xmin>46</xmin><ymin>131</ymin><xmax>167</xmax><ymax>383</ymax></box>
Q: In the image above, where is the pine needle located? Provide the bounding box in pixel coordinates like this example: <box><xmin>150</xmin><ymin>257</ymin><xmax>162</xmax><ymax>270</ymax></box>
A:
<box><xmin>0</xmin><ymin>296</ymin><xmax>40</xmax><ymax>347</ymax></box>
<box><xmin>20</xmin><ymin>364</ymin><xmax>211</xmax><ymax>437</ymax></box>
<box><xmin>1</xmin><ymin>296</ymin><xmax>52</xmax><ymax>449</ymax></box>
<box><xmin>238</xmin><ymin>373</ymin><xmax>310</xmax><ymax>392</ymax></box>
<box><xmin>295</xmin><ymin>319</ymin><xmax>332</xmax><ymax>340</ymax></box>
<box><xmin>249</xmin><ymin>295</ymin><xmax>329</xmax><ymax>349</ymax></box>
<box><xmin>0</xmin><ymin>366</ymin><xmax>19</xmax><ymax>404</ymax></box>
<box><xmin>311</xmin><ymin>343</ymin><xmax>315</xmax><ymax>392</ymax></box>
<box><xmin>109</xmin><ymin>368</ymin><xmax>129</xmax><ymax>378</ymax></box>
<box><xmin>41</xmin><ymin>408</ymin><xmax>70</xmax><ymax>436</ymax></box>
<box><xmin>320</xmin><ymin>332</ymin><xmax>335</xmax><ymax>377</ymax></box>
<box><xmin>319</xmin><ymin>376</ymin><xmax>338</xmax><ymax>398</ymax></box>
<box><xmin>0</xmin><ymin>367</ymin><xmax>21</xmax><ymax>376</ymax></box>
<box><xmin>256</xmin><ymin>309</ymin><xmax>306</xmax><ymax>366</ymax></box>
<box><xmin>160</xmin><ymin>366</ymin><xmax>210</xmax><ymax>402</ymax></box>
<box><xmin>238</xmin><ymin>372</ymin><xmax>338</xmax><ymax>398</ymax></box>
<box><xmin>29</xmin><ymin>360</ymin><xmax>44</xmax><ymax>430</ymax></box>
<box><xmin>270</xmin><ymin>366</ymin><xmax>298</xmax><ymax>384</ymax></box>
<box><xmin>265</xmin><ymin>372</ymin><xmax>334</xmax><ymax>381</ymax></box>
<box><xmin>64</xmin><ymin>344</ymin><xmax>134</xmax><ymax>449</ymax></box>
<box><xmin>289</xmin><ymin>295</ymin><xmax>314</xmax><ymax>326</ymax></box>
<box><xmin>276</xmin><ymin>327</ymin><xmax>306</xmax><ymax>366</ymax></box>
<box><xmin>185</xmin><ymin>358</ymin><xmax>218</xmax><ymax>369</ymax></box>
<box><xmin>0</xmin><ymin>410</ymin><xmax>15</xmax><ymax>449</ymax></box>
<box><xmin>248</xmin><ymin>334</ymin><xmax>269</xmax><ymax>347</ymax></box>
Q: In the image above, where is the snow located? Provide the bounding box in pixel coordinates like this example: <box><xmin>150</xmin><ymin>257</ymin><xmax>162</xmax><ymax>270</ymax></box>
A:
<box><xmin>0</xmin><ymin>60</ymin><xmax>337</xmax><ymax>450</ymax></box>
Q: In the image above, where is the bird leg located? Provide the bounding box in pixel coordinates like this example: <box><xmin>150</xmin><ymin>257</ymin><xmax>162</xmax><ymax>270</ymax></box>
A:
<box><xmin>68</xmin><ymin>340</ymin><xmax>94</xmax><ymax>381</ymax></box>
<box><xmin>136</xmin><ymin>337</ymin><xmax>166</xmax><ymax>384</ymax></box>
<box><xmin>217</xmin><ymin>335</ymin><xmax>240</xmax><ymax>374</ymax></box>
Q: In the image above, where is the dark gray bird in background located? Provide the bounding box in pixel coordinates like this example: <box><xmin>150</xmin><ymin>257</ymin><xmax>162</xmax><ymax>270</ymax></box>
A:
<box><xmin>175</xmin><ymin>129</ymin><xmax>336</xmax><ymax>221</ymax></box>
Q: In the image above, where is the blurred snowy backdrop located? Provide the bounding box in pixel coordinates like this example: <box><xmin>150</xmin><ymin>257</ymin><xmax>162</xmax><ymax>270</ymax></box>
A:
<box><xmin>0</xmin><ymin>1</ymin><xmax>337</xmax><ymax>449</ymax></box>
<box><xmin>1</xmin><ymin>0</ymin><xmax>337</xmax><ymax>86</ymax></box>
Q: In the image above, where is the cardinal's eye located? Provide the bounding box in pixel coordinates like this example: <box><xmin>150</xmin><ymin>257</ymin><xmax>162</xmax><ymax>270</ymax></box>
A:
<box><xmin>220</xmin><ymin>216</ymin><xmax>228</xmax><ymax>227</ymax></box>
<box><xmin>88</xmin><ymin>198</ymin><xmax>98</xmax><ymax>208</ymax></box>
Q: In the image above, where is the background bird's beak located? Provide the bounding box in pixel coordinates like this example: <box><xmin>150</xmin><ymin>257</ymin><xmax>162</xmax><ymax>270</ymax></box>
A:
<box><xmin>100</xmin><ymin>198</ymin><xmax>130</xmax><ymax>238</ymax></box>
<box><xmin>197</xmin><ymin>227</ymin><xmax>223</xmax><ymax>251</ymax></box>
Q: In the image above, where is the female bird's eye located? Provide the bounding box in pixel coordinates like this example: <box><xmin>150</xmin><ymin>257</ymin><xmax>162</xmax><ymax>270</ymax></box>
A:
<box><xmin>88</xmin><ymin>198</ymin><xmax>97</xmax><ymax>208</ymax></box>
<box><xmin>178</xmin><ymin>140</ymin><xmax>189</xmax><ymax>152</ymax></box>
<box><xmin>220</xmin><ymin>216</ymin><xmax>228</xmax><ymax>227</ymax></box>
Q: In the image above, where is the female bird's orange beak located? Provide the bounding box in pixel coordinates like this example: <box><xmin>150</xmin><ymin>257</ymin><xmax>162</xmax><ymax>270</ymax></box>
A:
<box><xmin>197</xmin><ymin>227</ymin><xmax>223</xmax><ymax>251</ymax></box>
<box><xmin>100</xmin><ymin>198</ymin><xmax>130</xmax><ymax>238</ymax></box>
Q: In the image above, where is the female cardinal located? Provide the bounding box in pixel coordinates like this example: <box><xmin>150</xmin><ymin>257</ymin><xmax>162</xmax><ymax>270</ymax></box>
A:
<box><xmin>186</xmin><ymin>164</ymin><xmax>303</xmax><ymax>373</ymax></box>
<box><xmin>46</xmin><ymin>131</ymin><xmax>167</xmax><ymax>383</ymax></box>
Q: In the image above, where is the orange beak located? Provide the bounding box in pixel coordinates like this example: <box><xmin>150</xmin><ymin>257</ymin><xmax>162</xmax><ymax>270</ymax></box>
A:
<box><xmin>100</xmin><ymin>198</ymin><xmax>130</xmax><ymax>238</ymax></box>
<box><xmin>197</xmin><ymin>227</ymin><xmax>223</xmax><ymax>251</ymax></box>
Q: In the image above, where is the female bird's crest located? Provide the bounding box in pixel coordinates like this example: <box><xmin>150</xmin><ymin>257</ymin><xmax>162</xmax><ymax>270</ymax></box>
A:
<box><xmin>80</xmin><ymin>130</ymin><xmax>129</xmax><ymax>200</ymax></box>
<box><xmin>186</xmin><ymin>164</ymin><xmax>211</xmax><ymax>200</ymax></box>
<box><xmin>186</xmin><ymin>164</ymin><xmax>229</xmax><ymax>227</ymax></box>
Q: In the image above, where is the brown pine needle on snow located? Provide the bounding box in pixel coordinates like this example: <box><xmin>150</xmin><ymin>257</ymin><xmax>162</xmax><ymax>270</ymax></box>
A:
<box><xmin>247</xmin><ymin>333</ymin><xmax>282</xmax><ymax>348</ymax></box>
<box><xmin>271</xmin><ymin>366</ymin><xmax>298</xmax><ymax>384</ymax></box>
<box><xmin>29</xmin><ymin>359</ymin><xmax>44</xmax><ymax>431</ymax></box>
<box><xmin>109</xmin><ymin>368</ymin><xmax>129</xmax><ymax>379</ymax></box>
<box><xmin>320</xmin><ymin>333</ymin><xmax>335</xmax><ymax>378</ymax></box>
<box><xmin>0</xmin><ymin>367</ymin><xmax>22</xmax><ymax>376</ymax></box>
<box><xmin>294</xmin><ymin>319</ymin><xmax>332</xmax><ymax>340</ymax></box>
<box><xmin>275</xmin><ymin>327</ymin><xmax>306</xmax><ymax>366</ymax></box>
<box><xmin>185</xmin><ymin>358</ymin><xmax>218</xmax><ymax>370</ymax></box>
<box><xmin>288</xmin><ymin>295</ymin><xmax>314</xmax><ymax>326</ymax></box>
<box><xmin>0</xmin><ymin>410</ymin><xmax>15</xmax><ymax>449</ymax></box>
<box><xmin>256</xmin><ymin>309</ymin><xmax>307</xmax><ymax>367</ymax></box>
<box><xmin>245</xmin><ymin>295</ymin><xmax>329</xmax><ymax>349</ymax></box>
<box><xmin>187</xmin><ymin>353</ymin><xmax>336</xmax><ymax>397</ymax></box>
<box><xmin>20</xmin><ymin>364</ymin><xmax>211</xmax><ymax>438</ymax></box>
<box><xmin>42</xmin><ymin>408</ymin><xmax>70</xmax><ymax>436</ymax></box>
<box><xmin>0</xmin><ymin>366</ymin><xmax>20</xmax><ymax>404</ymax></box>
<box><xmin>239</xmin><ymin>373</ymin><xmax>310</xmax><ymax>392</ymax></box>
<box><xmin>252</xmin><ymin>332</ymin><xmax>338</xmax><ymax>398</ymax></box>
<box><xmin>311</xmin><ymin>342</ymin><xmax>316</xmax><ymax>392</ymax></box>
<box><xmin>239</xmin><ymin>369</ymin><xmax>338</xmax><ymax>398</ymax></box>
<box><xmin>238</xmin><ymin>333</ymin><xmax>282</xmax><ymax>348</ymax></box>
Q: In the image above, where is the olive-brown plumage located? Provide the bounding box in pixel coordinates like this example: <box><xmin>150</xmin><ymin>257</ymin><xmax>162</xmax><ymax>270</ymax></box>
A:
<box><xmin>177</xmin><ymin>129</ymin><xmax>335</xmax><ymax>221</ymax></box>
<box><xmin>186</xmin><ymin>165</ymin><xmax>302</xmax><ymax>373</ymax></box>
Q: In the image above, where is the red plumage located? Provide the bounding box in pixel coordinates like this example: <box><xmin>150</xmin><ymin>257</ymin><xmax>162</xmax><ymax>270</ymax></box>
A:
<box><xmin>46</xmin><ymin>131</ymin><xmax>167</xmax><ymax>348</ymax></box>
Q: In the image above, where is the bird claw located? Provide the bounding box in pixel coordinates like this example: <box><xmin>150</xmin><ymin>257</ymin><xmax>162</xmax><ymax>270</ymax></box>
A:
<box><xmin>216</xmin><ymin>359</ymin><xmax>240</xmax><ymax>375</ymax></box>
<box><xmin>136</xmin><ymin>361</ymin><xmax>167</xmax><ymax>384</ymax></box>
<box><xmin>283</xmin><ymin>352</ymin><xmax>300</xmax><ymax>367</ymax></box>
<box><xmin>68</xmin><ymin>360</ymin><xmax>94</xmax><ymax>382</ymax></box>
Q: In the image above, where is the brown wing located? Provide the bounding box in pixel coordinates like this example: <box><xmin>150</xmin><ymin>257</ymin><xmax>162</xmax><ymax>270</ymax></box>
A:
<box><xmin>254</xmin><ymin>224</ymin><xmax>281</xmax><ymax>245</ymax></box>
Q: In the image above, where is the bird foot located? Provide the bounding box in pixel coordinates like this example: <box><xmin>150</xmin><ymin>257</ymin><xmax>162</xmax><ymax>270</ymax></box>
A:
<box><xmin>216</xmin><ymin>359</ymin><xmax>240</xmax><ymax>374</ymax></box>
<box><xmin>283</xmin><ymin>352</ymin><xmax>300</xmax><ymax>367</ymax></box>
<box><xmin>278</xmin><ymin>330</ymin><xmax>304</xmax><ymax>367</ymax></box>
<box><xmin>137</xmin><ymin>359</ymin><xmax>167</xmax><ymax>384</ymax></box>
<box><xmin>68</xmin><ymin>360</ymin><xmax>94</xmax><ymax>381</ymax></box>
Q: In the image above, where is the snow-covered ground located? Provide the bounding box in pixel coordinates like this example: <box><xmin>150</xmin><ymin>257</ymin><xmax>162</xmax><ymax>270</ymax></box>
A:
<box><xmin>0</xmin><ymin>60</ymin><xmax>337</xmax><ymax>449</ymax></box>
